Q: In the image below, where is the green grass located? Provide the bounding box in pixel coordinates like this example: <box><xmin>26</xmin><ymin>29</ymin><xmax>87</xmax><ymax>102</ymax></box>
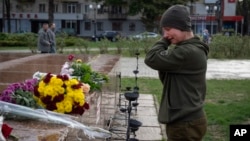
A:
<box><xmin>121</xmin><ymin>78</ymin><xmax>250</xmax><ymax>141</ymax></box>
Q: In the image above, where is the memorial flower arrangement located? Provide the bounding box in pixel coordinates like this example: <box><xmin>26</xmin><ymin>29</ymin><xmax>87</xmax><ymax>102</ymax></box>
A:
<box><xmin>0</xmin><ymin>74</ymin><xmax>90</xmax><ymax>115</ymax></box>
<box><xmin>61</xmin><ymin>54</ymin><xmax>108</xmax><ymax>92</ymax></box>
<box><xmin>33</xmin><ymin>73</ymin><xmax>90</xmax><ymax>115</ymax></box>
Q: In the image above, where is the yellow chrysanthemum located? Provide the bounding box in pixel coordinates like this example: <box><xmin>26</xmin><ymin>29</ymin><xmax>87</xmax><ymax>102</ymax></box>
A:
<box><xmin>56</xmin><ymin>102</ymin><xmax>65</xmax><ymax>113</ymax></box>
<box><xmin>50</xmin><ymin>77</ymin><xmax>63</xmax><ymax>86</ymax></box>
<box><xmin>58</xmin><ymin>87</ymin><xmax>65</xmax><ymax>94</ymax></box>
<box><xmin>39</xmin><ymin>81</ymin><xmax>46</xmax><ymax>88</ymax></box>
<box><xmin>66</xmin><ymin>86</ymin><xmax>73</xmax><ymax>93</ymax></box>
<box><xmin>35</xmin><ymin>73</ymin><xmax>89</xmax><ymax>115</ymax></box>
<box><xmin>44</xmin><ymin>86</ymin><xmax>56</xmax><ymax>96</ymax></box>
<box><xmin>73</xmin><ymin>92</ymin><xmax>85</xmax><ymax>106</ymax></box>
<box><xmin>69</xmin><ymin>79</ymin><xmax>78</xmax><ymax>86</ymax></box>
<box><xmin>67</xmin><ymin>92</ymin><xmax>74</xmax><ymax>98</ymax></box>
<box><xmin>63</xmin><ymin>100</ymin><xmax>73</xmax><ymax>113</ymax></box>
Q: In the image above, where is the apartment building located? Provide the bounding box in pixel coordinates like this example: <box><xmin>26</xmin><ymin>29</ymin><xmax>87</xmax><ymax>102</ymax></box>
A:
<box><xmin>0</xmin><ymin>0</ymin><xmax>244</xmax><ymax>36</ymax></box>
<box><xmin>0</xmin><ymin>0</ymin><xmax>145</xmax><ymax>37</ymax></box>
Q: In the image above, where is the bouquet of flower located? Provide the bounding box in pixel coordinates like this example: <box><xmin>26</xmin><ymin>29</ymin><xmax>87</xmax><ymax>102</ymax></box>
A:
<box><xmin>33</xmin><ymin>73</ymin><xmax>90</xmax><ymax>115</ymax></box>
<box><xmin>61</xmin><ymin>54</ymin><xmax>108</xmax><ymax>92</ymax></box>
<box><xmin>0</xmin><ymin>78</ymin><xmax>38</xmax><ymax>108</ymax></box>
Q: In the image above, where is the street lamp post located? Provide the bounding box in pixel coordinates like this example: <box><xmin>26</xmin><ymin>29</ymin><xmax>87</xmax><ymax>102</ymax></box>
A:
<box><xmin>215</xmin><ymin>0</ymin><xmax>222</xmax><ymax>33</ymax></box>
<box><xmin>206</xmin><ymin>5</ymin><xmax>217</xmax><ymax>34</ymax></box>
<box><xmin>89</xmin><ymin>4</ymin><xmax>100</xmax><ymax>41</ymax></box>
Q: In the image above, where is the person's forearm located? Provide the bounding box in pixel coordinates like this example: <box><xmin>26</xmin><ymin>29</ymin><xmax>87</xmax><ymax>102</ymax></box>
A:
<box><xmin>144</xmin><ymin>38</ymin><xmax>170</xmax><ymax>68</ymax></box>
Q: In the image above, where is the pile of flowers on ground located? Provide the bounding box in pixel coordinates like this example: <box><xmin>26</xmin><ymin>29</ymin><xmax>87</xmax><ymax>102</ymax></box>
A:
<box><xmin>0</xmin><ymin>54</ymin><xmax>109</xmax><ymax>116</ymax></box>
<box><xmin>34</xmin><ymin>73</ymin><xmax>90</xmax><ymax>115</ymax></box>
<box><xmin>0</xmin><ymin>73</ymin><xmax>90</xmax><ymax>115</ymax></box>
<box><xmin>61</xmin><ymin>54</ymin><xmax>108</xmax><ymax>92</ymax></box>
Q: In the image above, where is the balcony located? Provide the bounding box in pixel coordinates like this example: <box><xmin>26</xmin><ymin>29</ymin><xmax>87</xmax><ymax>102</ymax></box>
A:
<box><xmin>108</xmin><ymin>13</ymin><xmax>127</xmax><ymax>20</ymax></box>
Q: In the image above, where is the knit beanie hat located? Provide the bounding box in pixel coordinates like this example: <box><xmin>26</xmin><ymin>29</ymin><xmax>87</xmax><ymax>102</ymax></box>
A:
<box><xmin>160</xmin><ymin>5</ymin><xmax>191</xmax><ymax>31</ymax></box>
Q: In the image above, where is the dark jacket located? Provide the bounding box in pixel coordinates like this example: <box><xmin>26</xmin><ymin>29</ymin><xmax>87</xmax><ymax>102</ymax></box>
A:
<box><xmin>144</xmin><ymin>36</ymin><xmax>209</xmax><ymax>124</ymax></box>
<box><xmin>37</xmin><ymin>29</ymin><xmax>51</xmax><ymax>53</ymax></box>
<box><xmin>48</xmin><ymin>29</ymin><xmax>56</xmax><ymax>53</ymax></box>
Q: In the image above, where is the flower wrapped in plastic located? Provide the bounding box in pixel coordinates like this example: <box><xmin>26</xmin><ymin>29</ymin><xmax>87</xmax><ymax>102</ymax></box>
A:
<box><xmin>0</xmin><ymin>78</ymin><xmax>38</xmax><ymax>108</ymax></box>
<box><xmin>0</xmin><ymin>101</ymin><xmax>111</xmax><ymax>139</ymax></box>
<box><xmin>34</xmin><ymin>73</ymin><xmax>90</xmax><ymax>115</ymax></box>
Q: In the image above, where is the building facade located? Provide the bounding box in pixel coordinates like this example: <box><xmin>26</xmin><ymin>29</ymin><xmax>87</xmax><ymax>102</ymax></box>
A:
<box><xmin>0</xmin><ymin>0</ymin><xmax>244</xmax><ymax>36</ymax></box>
<box><xmin>0</xmin><ymin>0</ymin><xmax>145</xmax><ymax>37</ymax></box>
<box><xmin>189</xmin><ymin>0</ymin><xmax>243</xmax><ymax>35</ymax></box>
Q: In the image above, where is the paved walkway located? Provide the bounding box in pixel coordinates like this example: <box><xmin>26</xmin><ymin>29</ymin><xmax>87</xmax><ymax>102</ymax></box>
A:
<box><xmin>120</xmin><ymin>57</ymin><xmax>250</xmax><ymax>79</ymax></box>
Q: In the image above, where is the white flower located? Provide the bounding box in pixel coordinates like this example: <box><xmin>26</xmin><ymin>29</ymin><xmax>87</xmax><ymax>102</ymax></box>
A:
<box><xmin>60</xmin><ymin>62</ymin><xmax>74</xmax><ymax>76</ymax></box>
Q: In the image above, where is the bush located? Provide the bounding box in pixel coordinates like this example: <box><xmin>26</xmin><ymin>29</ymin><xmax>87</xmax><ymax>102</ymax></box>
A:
<box><xmin>0</xmin><ymin>40</ymin><xmax>27</xmax><ymax>46</ymax></box>
<box><xmin>64</xmin><ymin>37</ymin><xmax>77</xmax><ymax>46</ymax></box>
<box><xmin>0</xmin><ymin>33</ymin><xmax>8</xmax><ymax>40</ymax></box>
<box><xmin>209</xmin><ymin>34</ymin><xmax>250</xmax><ymax>59</ymax></box>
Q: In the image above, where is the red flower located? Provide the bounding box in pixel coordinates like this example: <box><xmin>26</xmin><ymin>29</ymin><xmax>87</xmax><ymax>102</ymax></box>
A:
<box><xmin>56</xmin><ymin>75</ymin><xmax>63</xmax><ymax>80</ymax></box>
<box><xmin>71</xmin><ymin>105</ymin><xmax>85</xmax><ymax>115</ymax></box>
<box><xmin>71</xmin><ymin>83</ymin><xmax>82</xmax><ymax>89</ymax></box>
<box><xmin>41</xmin><ymin>95</ymin><xmax>52</xmax><ymax>104</ymax></box>
<box><xmin>43</xmin><ymin>73</ymin><xmax>53</xmax><ymax>84</ymax></box>
<box><xmin>62</xmin><ymin>75</ymin><xmax>69</xmax><ymax>81</ymax></box>
<box><xmin>33</xmin><ymin>85</ymin><xmax>40</xmax><ymax>97</ymax></box>
<box><xmin>53</xmin><ymin>94</ymin><xmax>64</xmax><ymax>103</ymax></box>
<box><xmin>68</xmin><ymin>54</ymin><xmax>75</xmax><ymax>61</ymax></box>
<box><xmin>46</xmin><ymin>103</ymin><xmax>57</xmax><ymax>111</ymax></box>
<box><xmin>83</xmin><ymin>103</ymin><xmax>90</xmax><ymax>110</ymax></box>
<box><xmin>2</xmin><ymin>123</ymin><xmax>13</xmax><ymax>139</ymax></box>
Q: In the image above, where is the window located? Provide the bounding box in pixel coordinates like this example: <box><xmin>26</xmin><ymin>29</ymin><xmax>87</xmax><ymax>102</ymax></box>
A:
<box><xmin>85</xmin><ymin>5</ymin><xmax>89</xmax><ymax>13</ymax></box>
<box><xmin>54</xmin><ymin>4</ymin><xmax>58</xmax><ymax>13</ymax></box>
<box><xmin>62</xmin><ymin>2</ymin><xmax>79</xmax><ymax>13</ymax></box>
<box><xmin>65</xmin><ymin>20</ymin><xmax>76</xmax><ymax>29</ymax></box>
<box><xmin>85</xmin><ymin>22</ymin><xmax>91</xmax><ymax>31</ymax></box>
<box><xmin>111</xmin><ymin>6</ymin><xmax>122</xmax><ymax>14</ymax></box>
<box><xmin>97</xmin><ymin>5</ymin><xmax>104</xmax><ymax>14</ymax></box>
<box><xmin>97</xmin><ymin>22</ymin><xmax>103</xmax><ymax>31</ymax></box>
<box><xmin>39</xmin><ymin>4</ymin><xmax>46</xmax><ymax>13</ymax></box>
<box><xmin>67</xmin><ymin>3</ymin><xmax>76</xmax><ymax>13</ymax></box>
<box><xmin>129</xmin><ymin>23</ymin><xmax>135</xmax><ymax>31</ymax></box>
<box><xmin>112</xmin><ymin>22</ymin><xmax>122</xmax><ymax>31</ymax></box>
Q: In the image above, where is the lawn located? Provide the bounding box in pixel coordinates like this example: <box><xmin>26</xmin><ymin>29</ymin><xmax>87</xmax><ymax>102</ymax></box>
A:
<box><xmin>121</xmin><ymin>78</ymin><xmax>250</xmax><ymax>141</ymax></box>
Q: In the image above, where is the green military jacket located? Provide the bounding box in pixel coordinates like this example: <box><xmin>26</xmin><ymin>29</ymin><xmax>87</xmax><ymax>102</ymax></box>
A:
<box><xmin>144</xmin><ymin>36</ymin><xmax>209</xmax><ymax>124</ymax></box>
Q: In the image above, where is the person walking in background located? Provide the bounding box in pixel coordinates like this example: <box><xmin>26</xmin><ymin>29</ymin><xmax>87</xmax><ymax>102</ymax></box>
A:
<box><xmin>48</xmin><ymin>23</ymin><xmax>57</xmax><ymax>53</ymax></box>
<box><xmin>37</xmin><ymin>22</ymin><xmax>52</xmax><ymax>53</ymax></box>
<box><xmin>202</xmin><ymin>29</ymin><xmax>210</xmax><ymax>44</ymax></box>
<box><xmin>144</xmin><ymin>5</ymin><xmax>209</xmax><ymax>141</ymax></box>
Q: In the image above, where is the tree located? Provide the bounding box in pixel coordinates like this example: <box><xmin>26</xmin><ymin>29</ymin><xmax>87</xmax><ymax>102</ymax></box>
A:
<box><xmin>48</xmin><ymin>0</ymin><xmax>55</xmax><ymax>24</ymax></box>
<box><xmin>3</xmin><ymin>0</ymin><xmax>11</xmax><ymax>33</ymax></box>
<box><xmin>99</xmin><ymin>0</ymin><xmax>197</xmax><ymax>31</ymax></box>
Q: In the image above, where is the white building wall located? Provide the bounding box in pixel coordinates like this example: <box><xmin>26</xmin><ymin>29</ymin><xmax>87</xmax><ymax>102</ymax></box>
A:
<box><xmin>224</xmin><ymin>0</ymin><xmax>236</xmax><ymax>16</ymax></box>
